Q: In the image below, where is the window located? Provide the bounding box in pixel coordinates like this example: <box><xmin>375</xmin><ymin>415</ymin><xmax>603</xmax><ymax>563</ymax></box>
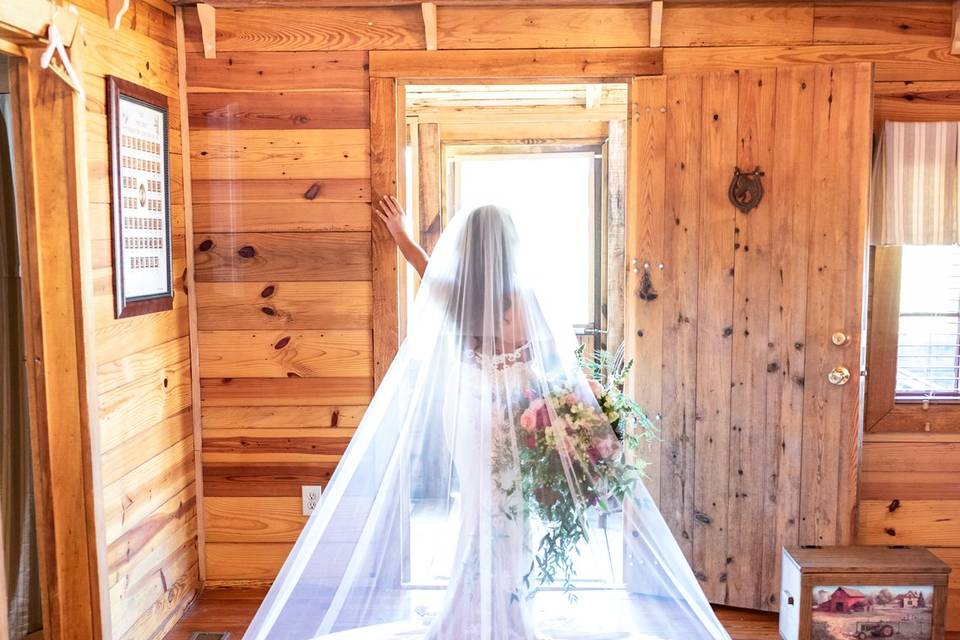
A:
<box><xmin>448</xmin><ymin>149</ymin><xmax>604</xmax><ymax>344</ymax></box>
<box><xmin>865</xmin><ymin>245</ymin><xmax>960</xmax><ymax>432</ymax></box>
<box><xmin>895</xmin><ymin>246</ymin><xmax>960</xmax><ymax>399</ymax></box>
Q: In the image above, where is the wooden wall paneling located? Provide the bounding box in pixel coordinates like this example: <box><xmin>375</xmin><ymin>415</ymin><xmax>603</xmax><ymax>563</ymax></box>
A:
<box><xmin>94</xmin><ymin>307</ymin><xmax>190</xmax><ymax>365</ymax></box>
<box><xmin>177</xmin><ymin>4</ymin><xmax>206</xmax><ymax>583</ymax></box>
<box><xmin>726</xmin><ymin>67</ymin><xmax>777</xmax><ymax>611</ymax></box>
<box><xmin>625</xmin><ymin>75</ymin><xmax>666</xmax><ymax>504</ymax></box>
<box><xmin>198</xmin><ymin>329</ymin><xmax>373</xmax><ymax>378</ymax></box>
<box><xmin>370</xmin><ymin>76</ymin><xmax>400</xmax><ymax>386</ymax></box>
<box><xmin>205</xmin><ymin>542</ymin><xmax>291</xmax><ymax>584</ymax></box>
<box><xmin>435</xmin><ymin>6</ymin><xmax>651</xmax><ymax>49</ymax></box>
<box><xmin>95</xmin><ymin>333</ymin><xmax>190</xmax><ymax>396</ymax></box>
<box><xmin>100</xmin><ymin>411</ymin><xmax>194</xmax><ymax>488</ymax></box>
<box><xmin>182</xmin><ymin>6</ymin><xmax>426</xmax><ymax>52</ymax></box>
<box><xmin>104</xmin><ymin>483</ymin><xmax>196</xmax><ymax>596</ymax></box>
<box><xmin>193</xmin><ymin>202</ymin><xmax>372</xmax><ymax>233</ymax></box>
<box><xmin>813</xmin><ymin>1</ymin><xmax>952</xmax><ymax>44</ymax></box>
<box><xmin>661</xmin><ymin>2</ymin><xmax>814</xmax><ymax>47</ymax></box>
<box><xmin>190</xmin><ymin>129</ymin><xmax>370</xmax><ymax>181</ymax></box>
<box><xmin>662</xmin><ymin>44</ymin><xmax>960</xmax><ymax>82</ymax></box>
<box><xmin>106</xmin><ymin>483</ymin><xmax>197</xmax><ymax>626</ymax></box>
<box><xmin>861</xmin><ymin>437</ymin><xmax>960</xmax><ymax>500</ymax></box>
<box><xmin>873</xmin><ymin>80</ymin><xmax>960</xmax><ymax>124</ymax></box>
<box><xmin>196</xmin><ymin>281</ymin><xmax>373</xmax><ymax>330</ymax></box>
<box><xmin>859</xmin><ymin>435</ymin><xmax>960</xmax><ymax>631</ymax></box>
<box><xmin>201</xmin><ymin>376</ymin><xmax>373</xmax><ymax>406</ymax></box>
<box><xmin>186</xmin><ymin>50</ymin><xmax>370</xmax><ymax>92</ymax></box>
<box><xmin>74</xmin><ymin>4</ymin><xmax>180</xmax><ymax>99</ymax></box>
<box><xmin>98</xmin><ymin>357</ymin><xmax>193</xmax><ymax>453</ymax></box>
<box><xmin>193</xmin><ymin>231</ymin><xmax>372</xmax><ymax>282</ymax></box>
<box><xmin>417</xmin><ymin>122</ymin><xmax>442</xmax><ymax>254</ymax></box>
<box><xmin>800</xmin><ymin>63</ymin><xmax>872</xmax><ymax>547</ymax></box>
<box><xmin>657</xmin><ymin>74</ymin><xmax>701</xmax><ymax>563</ymax></box>
<box><xmin>859</xmin><ymin>499</ymin><xmax>960</xmax><ymax>546</ymax></box>
<box><xmin>102</xmin><ymin>436</ymin><xmax>196</xmax><ymax>543</ymax></box>
<box><xmin>188</xmin><ymin>91</ymin><xmax>370</xmax><ymax>130</ymax></box>
<box><xmin>759</xmin><ymin>64</ymin><xmax>815</xmax><ymax>610</ymax></box>
<box><xmin>11</xmin><ymin>50</ymin><xmax>105</xmax><ymax>640</ymax></box>
<box><xmin>202</xmin><ymin>461</ymin><xmax>341</xmax><ymax>498</ymax></box>
<box><xmin>691</xmin><ymin>70</ymin><xmax>739</xmax><ymax>603</ymax></box>
<box><xmin>192</xmin><ymin>178</ymin><xmax>370</xmax><ymax>204</ymax></box>
<box><xmin>202</xmin><ymin>405</ymin><xmax>367</xmax><ymax>429</ymax></box>
<box><xmin>204</xmin><ymin>496</ymin><xmax>307</xmax><ymax>543</ymax></box>
<box><xmin>369</xmin><ymin>48</ymin><xmax>662</xmax><ymax>80</ymax></box>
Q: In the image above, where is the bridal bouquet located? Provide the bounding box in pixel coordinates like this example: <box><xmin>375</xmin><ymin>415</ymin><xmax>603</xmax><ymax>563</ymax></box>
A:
<box><xmin>497</xmin><ymin>348</ymin><xmax>657</xmax><ymax>599</ymax></box>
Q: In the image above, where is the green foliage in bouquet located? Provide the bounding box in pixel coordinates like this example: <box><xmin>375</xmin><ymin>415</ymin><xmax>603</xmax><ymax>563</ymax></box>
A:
<box><xmin>496</xmin><ymin>346</ymin><xmax>659</xmax><ymax>602</ymax></box>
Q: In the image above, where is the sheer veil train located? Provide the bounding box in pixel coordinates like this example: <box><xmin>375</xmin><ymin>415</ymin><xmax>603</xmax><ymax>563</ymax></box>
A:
<box><xmin>243</xmin><ymin>203</ymin><xmax>732</xmax><ymax>640</ymax></box>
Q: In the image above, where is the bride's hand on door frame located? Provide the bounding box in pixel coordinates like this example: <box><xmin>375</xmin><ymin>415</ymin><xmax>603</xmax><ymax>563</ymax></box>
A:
<box><xmin>376</xmin><ymin>195</ymin><xmax>408</xmax><ymax>241</ymax></box>
<box><xmin>376</xmin><ymin>195</ymin><xmax>429</xmax><ymax>278</ymax></box>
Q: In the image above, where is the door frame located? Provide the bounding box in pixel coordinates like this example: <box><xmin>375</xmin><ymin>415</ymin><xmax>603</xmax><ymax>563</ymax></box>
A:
<box><xmin>1</xmin><ymin>10</ymin><xmax>108</xmax><ymax>640</ymax></box>
<box><xmin>367</xmin><ymin>47</ymin><xmax>662</xmax><ymax>386</ymax></box>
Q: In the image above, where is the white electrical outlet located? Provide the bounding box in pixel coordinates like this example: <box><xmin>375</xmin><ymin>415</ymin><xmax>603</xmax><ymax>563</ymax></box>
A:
<box><xmin>302</xmin><ymin>485</ymin><xmax>323</xmax><ymax>516</ymax></box>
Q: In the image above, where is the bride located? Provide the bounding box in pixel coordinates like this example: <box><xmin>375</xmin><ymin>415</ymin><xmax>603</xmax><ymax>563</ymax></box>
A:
<box><xmin>243</xmin><ymin>198</ymin><xmax>731</xmax><ymax>640</ymax></box>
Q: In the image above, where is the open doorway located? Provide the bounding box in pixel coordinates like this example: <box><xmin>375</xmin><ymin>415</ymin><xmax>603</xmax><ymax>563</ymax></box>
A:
<box><xmin>398</xmin><ymin>81</ymin><xmax>630</xmax><ymax>589</ymax></box>
<box><xmin>400</xmin><ymin>83</ymin><xmax>628</xmax><ymax>356</ymax></box>
<box><xmin>0</xmin><ymin>52</ymin><xmax>44</xmax><ymax>640</ymax></box>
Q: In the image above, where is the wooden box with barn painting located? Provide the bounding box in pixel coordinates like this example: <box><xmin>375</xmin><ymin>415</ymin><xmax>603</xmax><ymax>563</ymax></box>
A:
<box><xmin>779</xmin><ymin>546</ymin><xmax>951</xmax><ymax>640</ymax></box>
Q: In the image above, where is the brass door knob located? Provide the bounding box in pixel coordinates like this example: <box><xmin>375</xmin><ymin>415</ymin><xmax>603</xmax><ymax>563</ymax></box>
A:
<box><xmin>831</xmin><ymin>331</ymin><xmax>851</xmax><ymax>346</ymax></box>
<box><xmin>828</xmin><ymin>366</ymin><xmax>851</xmax><ymax>386</ymax></box>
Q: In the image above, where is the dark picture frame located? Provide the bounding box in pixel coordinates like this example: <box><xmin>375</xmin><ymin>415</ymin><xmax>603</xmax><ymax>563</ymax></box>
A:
<box><xmin>106</xmin><ymin>75</ymin><xmax>173</xmax><ymax>318</ymax></box>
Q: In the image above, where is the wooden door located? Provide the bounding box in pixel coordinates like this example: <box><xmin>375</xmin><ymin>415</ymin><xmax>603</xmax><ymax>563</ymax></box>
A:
<box><xmin>625</xmin><ymin>63</ymin><xmax>873</xmax><ymax>611</ymax></box>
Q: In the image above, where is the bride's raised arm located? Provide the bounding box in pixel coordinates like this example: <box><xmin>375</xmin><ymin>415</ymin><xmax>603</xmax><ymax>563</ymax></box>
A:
<box><xmin>376</xmin><ymin>195</ymin><xmax>429</xmax><ymax>278</ymax></box>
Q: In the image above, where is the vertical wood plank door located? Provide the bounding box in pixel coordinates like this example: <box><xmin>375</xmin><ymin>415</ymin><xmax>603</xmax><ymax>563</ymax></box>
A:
<box><xmin>625</xmin><ymin>63</ymin><xmax>873</xmax><ymax>612</ymax></box>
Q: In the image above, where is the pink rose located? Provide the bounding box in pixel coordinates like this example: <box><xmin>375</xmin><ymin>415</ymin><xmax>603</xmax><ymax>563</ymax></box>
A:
<box><xmin>565</xmin><ymin>393</ymin><xmax>579</xmax><ymax>406</ymax></box>
<box><xmin>528</xmin><ymin>399</ymin><xmax>551</xmax><ymax>428</ymax></box>
<box><xmin>520</xmin><ymin>408</ymin><xmax>537</xmax><ymax>432</ymax></box>
<box><xmin>595</xmin><ymin>437</ymin><xmax>618</xmax><ymax>459</ymax></box>
<box><xmin>524</xmin><ymin>388</ymin><xmax>538</xmax><ymax>401</ymax></box>
<box><xmin>587</xmin><ymin>379</ymin><xmax>604</xmax><ymax>398</ymax></box>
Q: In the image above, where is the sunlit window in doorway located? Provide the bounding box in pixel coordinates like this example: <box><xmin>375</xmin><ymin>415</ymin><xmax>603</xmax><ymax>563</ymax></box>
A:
<box><xmin>451</xmin><ymin>151</ymin><xmax>601</xmax><ymax>336</ymax></box>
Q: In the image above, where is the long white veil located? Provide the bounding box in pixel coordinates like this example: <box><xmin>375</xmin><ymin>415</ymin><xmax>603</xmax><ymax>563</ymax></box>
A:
<box><xmin>243</xmin><ymin>205</ymin><xmax>731</xmax><ymax>640</ymax></box>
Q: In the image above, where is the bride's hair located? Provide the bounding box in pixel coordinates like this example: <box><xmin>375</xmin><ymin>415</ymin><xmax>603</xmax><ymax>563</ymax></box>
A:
<box><xmin>444</xmin><ymin>204</ymin><xmax>520</xmax><ymax>340</ymax></box>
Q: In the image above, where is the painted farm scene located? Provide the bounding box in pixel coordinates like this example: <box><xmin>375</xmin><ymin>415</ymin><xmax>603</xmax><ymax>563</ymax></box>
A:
<box><xmin>810</xmin><ymin>585</ymin><xmax>934</xmax><ymax>640</ymax></box>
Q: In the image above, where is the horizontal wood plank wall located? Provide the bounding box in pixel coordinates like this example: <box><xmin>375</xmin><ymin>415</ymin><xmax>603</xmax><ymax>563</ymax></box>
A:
<box><xmin>72</xmin><ymin>0</ymin><xmax>201</xmax><ymax>637</ymax></box>
<box><xmin>179</xmin><ymin>0</ymin><xmax>960</xmax><ymax>627</ymax></box>
<box><xmin>181</xmin><ymin>6</ymin><xmax>378</xmax><ymax>585</ymax></box>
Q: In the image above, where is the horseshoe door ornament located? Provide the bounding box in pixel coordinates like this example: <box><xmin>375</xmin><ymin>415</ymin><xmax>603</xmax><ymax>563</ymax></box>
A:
<box><xmin>728</xmin><ymin>166</ymin><xmax>765</xmax><ymax>213</ymax></box>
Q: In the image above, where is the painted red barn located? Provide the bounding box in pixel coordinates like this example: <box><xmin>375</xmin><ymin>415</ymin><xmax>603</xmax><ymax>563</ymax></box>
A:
<box><xmin>815</xmin><ymin>587</ymin><xmax>871</xmax><ymax>613</ymax></box>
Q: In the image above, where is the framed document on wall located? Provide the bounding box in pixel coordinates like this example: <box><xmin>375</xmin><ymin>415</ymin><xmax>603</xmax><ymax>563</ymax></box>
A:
<box><xmin>106</xmin><ymin>75</ymin><xmax>173</xmax><ymax>318</ymax></box>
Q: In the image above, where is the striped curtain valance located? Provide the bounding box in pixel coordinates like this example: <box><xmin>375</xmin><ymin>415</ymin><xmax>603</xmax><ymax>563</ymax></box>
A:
<box><xmin>872</xmin><ymin>121</ymin><xmax>960</xmax><ymax>245</ymax></box>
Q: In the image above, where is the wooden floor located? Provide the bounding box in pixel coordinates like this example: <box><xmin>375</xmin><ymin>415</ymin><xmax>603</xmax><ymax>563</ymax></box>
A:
<box><xmin>164</xmin><ymin>587</ymin><xmax>785</xmax><ymax>639</ymax></box>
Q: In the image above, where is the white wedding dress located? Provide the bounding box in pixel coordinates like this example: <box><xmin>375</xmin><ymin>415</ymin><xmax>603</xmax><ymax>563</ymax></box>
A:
<box><xmin>243</xmin><ymin>206</ymin><xmax>731</xmax><ymax>640</ymax></box>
